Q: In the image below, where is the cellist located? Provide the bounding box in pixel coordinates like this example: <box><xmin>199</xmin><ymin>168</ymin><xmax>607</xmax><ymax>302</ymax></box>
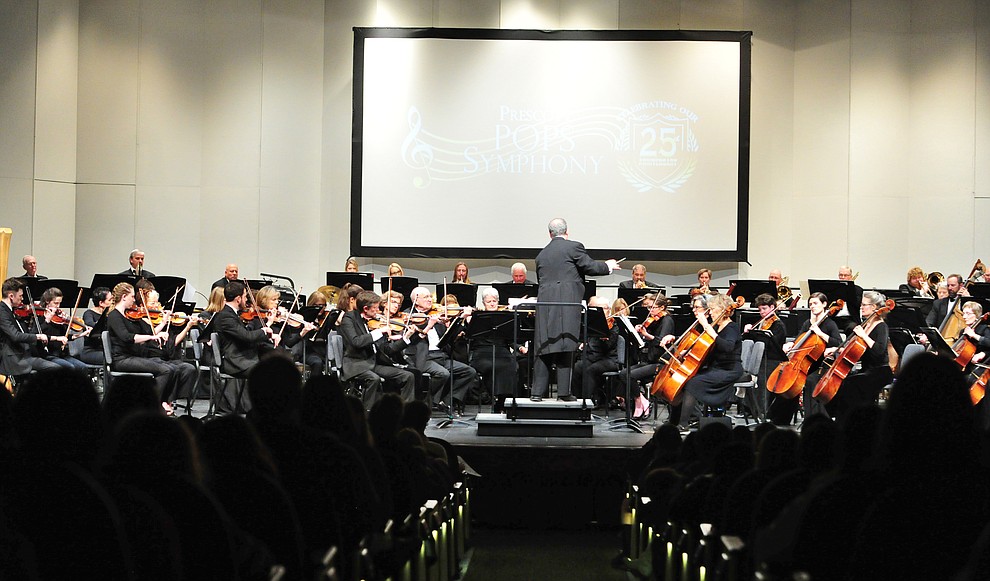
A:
<box><xmin>674</xmin><ymin>293</ymin><xmax>742</xmax><ymax>432</ymax></box>
<box><xmin>818</xmin><ymin>290</ymin><xmax>892</xmax><ymax>420</ymax></box>
<box><xmin>767</xmin><ymin>292</ymin><xmax>842</xmax><ymax>425</ymax></box>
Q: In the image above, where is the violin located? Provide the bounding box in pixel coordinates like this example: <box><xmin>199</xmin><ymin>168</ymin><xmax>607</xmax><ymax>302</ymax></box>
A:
<box><xmin>767</xmin><ymin>300</ymin><xmax>843</xmax><ymax>399</ymax></box>
<box><xmin>239</xmin><ymin>308</ymin><xmax>271</xmax><ymax>323</ymax></box>
<box><xmin>13</xmin><ymin>304</ymin><xmax>42</xmax><ymax>320</ymax></box>
<box><xmin>650</xmin><ymin>295</ymin><xmax>744</xmax><ymax>403</ymax></box>
<box><xmin>641</xmin><ymin>311</ymin><xmax>667</xmax><ymax>328</ymax></box>
<box><xmin>367</xmin><ymin>316</ymin><xmax>409</xmax><ymax>334</ymax></box>
<box><xmin>812</xmin><ymin>299</ymin><xmax>895</xmax><ymax>404</ymax></box>
<box><xmin>168</xmin><ymin>312</ymin><xmax>203</xmax><ymax>328</ymax></box>
<box><xmin>758</xmin><ymin>313</ymin><xmax>779</xmax><ymax>332</ymax></box>
<box><xmin>49</xmin><ymin>310</ymin><xmax>87</xmax><ymax>334</ymax></box>
<box><xmin>125</xmin><ymin>306</ymin><xmax>149</xmax><ymax>321</ymax></box>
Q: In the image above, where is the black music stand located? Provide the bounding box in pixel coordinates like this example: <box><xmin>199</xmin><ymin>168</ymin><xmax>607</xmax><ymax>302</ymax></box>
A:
<box><xmin>728</xmin><ymin>279</ymin><xmax>777</xmax><ymax>303</ymax></box>
<box><xmin>436</xmin><ymin>283</ymin><xmax>477</xmax><ymax>309</ymax></box>
<box><xmin>435</xmin><ymin>317</ymin><xmax>473</xmax><ymax>429</ymax></box>
<box><xmin>147</xmin><ymin>276</ymin><xmax>186</xmax><ymax>305</ymax></box>
<box><xmin>583</xmin><ymin>280</ymin><xmax>597</xmax><ymax>303</ymax></box>
<box><xmin>809</xmin><ymin>279</ymin><xmax>861</xmax><ymax>330</ymax></box>
<box><xmin>465</xmin><ymin>311</ymin><xmax>516</xmax><ymax>413</ymax></box>
<box><xmin>967</xmin><ymin>283</ymin><xmax>990</xmax><ymax>299</ymax></box>
<box><xmin>886</xmin><ymin>303</ymin><xmax>929</xmax><ymax>335</ymax></box>
<box><xmin>380</xmin><ymin>276</ymin><xmax>418</xmax><ymax>310</ymax></box>
<box><xmin>24</xmin><ymin>278</ymin><xmax>79</xmax><ymax>305</ymax></box>
<box><xmin>243</xmin><ymin>279</ymin><xmax>268</xmax><ymax>293</ymax></box>
<box><xmin>919</xmin><ymin>327</ymin><xmax>956</xmax><ymax>359</ymax></box>
<box><xmin>629</xmin><ymin>306</ymin><xmax>649</xmax><ymax>325</ymax></box>
<box><xmin>493</xmin><ymin>282</ymin><xmax>538</xmax><ymax>303</ymax></box>
<box><xmin>326</xmin><ymin>271</ymin><xmax>374</xmax><ymax>290</ymax></box>
<box><xmin>608</xmin><ymin>314</ymin><xmax>646</xmax><ymax>433</ymax></box>
<box><xmin>90</xmin><ymin>274</ymin><xmax>137</xmax><ymax>295</ymax></box>
<box><xmin>618</xmin><ymin>287</ymin><xmax>660</xmax><ymax>308</ymax></box>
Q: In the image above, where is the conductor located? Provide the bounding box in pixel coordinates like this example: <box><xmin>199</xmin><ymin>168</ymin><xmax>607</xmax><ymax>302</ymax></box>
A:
<box><xmin>531</xmin><ymin>218</ymin><xmax>620</xmax><ymax>402</ymax></box>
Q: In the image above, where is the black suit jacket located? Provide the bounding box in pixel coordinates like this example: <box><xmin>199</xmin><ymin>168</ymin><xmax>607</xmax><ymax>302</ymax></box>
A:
<box><xmin>926</xmin><ymin>296</ymin><xmax>961</xmax><ymax>328</ymax></box>
<box><xmin>534</xmin><ymin>236</ymin><xmax>610</xmax><ymax>354</ymax></box>
<box><xmin>214</xmin><ymin>305</ymin><xmax>270</xmax><ymax>376</ymax></box>
<box><xmin>0</xmin><ymin>302</ymin><xmax>40</xmax><ymax>375</ymax></box>
<box><xmin>618</xmin><ymin>279</ymin><xmax>660</xmax><ymax>289</ymax></box>
<box><xmin>337</xmin><ymin>310</ymin><xmax>406</xmax><ymax>381</ymax></box>
<box><xmin>118</xmin><ymin>268</ymin><xmax>156</xmax><ymax>278</ymax></box>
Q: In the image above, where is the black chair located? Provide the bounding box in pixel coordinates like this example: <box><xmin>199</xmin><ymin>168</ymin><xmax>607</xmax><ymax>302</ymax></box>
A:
<box><xmin>210</xmin><ymin>332</ymin><xmax>243</xmax><ymax>415</ymax></box>
<box><xmin>101</xmin><ymin>330</ymin><xmax>154</xmax><ymax>400</ymax></box>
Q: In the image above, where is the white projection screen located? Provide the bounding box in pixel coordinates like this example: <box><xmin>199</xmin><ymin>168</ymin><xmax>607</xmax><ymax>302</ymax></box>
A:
<box><xmin>352</xmin><ymin>29</ymin><xmax>752</xmax><ymax>261</ymax></box>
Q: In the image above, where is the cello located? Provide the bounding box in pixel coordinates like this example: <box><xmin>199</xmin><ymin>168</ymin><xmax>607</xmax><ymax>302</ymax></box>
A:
<box><xmin>767</xmin><ymin>300</ymin><xmax>843</xmax><ymax>399</ymax></box>
<box><xmin>812</xmin><ymin>298</ymin><xmax>895</xmax><ymax>404</ymax></box>
<box><xmin>650</xmin><ymin>293</ymin><xmax>743</xmax><ymax>404</ymax></box>
<box><xmin>950</xmin><ymin>310</ymin><xmax>990</xmax><ymax>369</ymax></box>
<box><xmin>966</xmin><ymin>363</ymin><xmax>989</xmax><ymax>406</ymax></box>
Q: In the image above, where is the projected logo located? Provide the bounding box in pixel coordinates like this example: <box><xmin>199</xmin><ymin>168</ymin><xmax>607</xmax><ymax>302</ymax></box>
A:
<box><xmin>399</xmin><ymin>102</ymin><xmax>698</xmax><ymax>193</ymax></box>
<box><xmin>617</xmin><ymin>101</ymin><xmax>699</xmax><ymax>193</ymax></box>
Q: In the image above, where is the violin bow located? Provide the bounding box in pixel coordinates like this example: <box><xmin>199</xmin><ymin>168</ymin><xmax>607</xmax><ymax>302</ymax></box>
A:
<box><xmin>63</xmin><ymin>289</ymin><xmax>85</xmax><ymax>341</ymax></box>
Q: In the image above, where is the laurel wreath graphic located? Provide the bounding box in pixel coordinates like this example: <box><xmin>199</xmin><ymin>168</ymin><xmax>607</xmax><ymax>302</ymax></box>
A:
<box><xmin>618</xmin><ymin>158</ymin><xmax>697</xmax><ymax>193</ymax></box>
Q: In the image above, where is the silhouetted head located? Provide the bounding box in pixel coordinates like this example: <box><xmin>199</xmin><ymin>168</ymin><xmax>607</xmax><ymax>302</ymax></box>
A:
<box><xmin>247</xmin><ymin>352</ymin><xmax>302</xmax><ymax>421</ymax></box>
<box><xmin>106</xmin><ymin>411</ymin><xmax>201</xmax><ymax>483</ymax></box>
<box><xmin>13</xmin><ymin>369</ymin><xmax>104</xmax><ymax>466</ymax></box>
<box><xmin>300</xmin><ymin>374</ymin><xmax>356</xmax><ymax>443</ymax></box>
<box><xmin>102</xmin><ymin>375</ymin><xmax>161</xmax><ymax>427</ymax></box>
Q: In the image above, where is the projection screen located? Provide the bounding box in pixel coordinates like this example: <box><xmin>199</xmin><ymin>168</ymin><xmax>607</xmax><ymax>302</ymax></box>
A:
<box><xmin>352</xmin><ymin>28</ymin><xmax>752</xmax><ymax>261</ymax></box>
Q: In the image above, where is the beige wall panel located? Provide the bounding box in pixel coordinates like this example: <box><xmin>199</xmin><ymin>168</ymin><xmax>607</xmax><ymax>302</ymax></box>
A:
<box><xmin>0</xmin><ymin>2</ymin><xmax>38</xmax><ymax>180</ymax></box>
<box><xmin>77</xmin><ymin>0</ymin><xmax>139</xmax><ymax>185</ymax></box>
<box><xmin>1</xmin><ymin>178</ymin><xmax>36</xmax><ymax>276</ymax></box>
<box><xmin>437</xmin><ymin>0</ymin><xmax>499</xmax><ymax>28</ymax></box>
<box><xmin>75</xmin><ymin>184</ymin><xmax>135</xmax><ymax>278</ymax></box>
<box><xmin>500</xmin><ymin>0</ymin><xmax>558</xmax><ymax>29</ymax></box>
<box><xmin>793</xmin><ymin>0</ymin><xmax>850</xmax><ymax>204</ymax></box>
<box><xmin>848</xmin><ymin>196</ymin><xmax>908</xmax><ymax>286</ymax></box>
<box><xmin>977</xmin><ymin>0</ymin><xmax>990</xmax><ymax>199</ymax></box>
<box><xmin>786</xmin><ymin>195</ymin><xmax>850</xmax><ymax>288</ymax></box>
<box><xmin>199</xmin><ymin>186</ymin><xmax>260</xmax><ymax>291</ymax></box>
<box><xmin>657</xmin><ymin>0</ymin><xmax>682</xmax><ymax>29</ymax></box>
<box><xmin>909</xmin><ymin>0</ymin><xmax>976</xmax><ymax>199</ymax></box>
<box><xmin>974</xmin><ymin>198</ymin><xmax>990</xmax><ymax>255</ymax></box>
<box><xmin>34</xmin><ymin>0</ymin><xmax>79</xmax><ymax>184</ymax></box>
<box><xmin>375</xmin><ymin>0</ymin><xmax>433</xmax><ymax>26</ymax></box>
<box><xmin>134</xmin><ymin>185</ymin><xmax>200</xmax><ymax>282</ymax></box>
<box><xmin>31</xmin><ymin>180</ymin><xmax>76</xmax><ymax>278</ymax></box>
<box><xmin>679</xmin><ymin>0</ymin><xmax>743</xmax><ymax>30</ymax></box>
<box><xmin>908</xmin><ymin>196</ymin><xmax>977</xmax><ymax>274</ymax></box>
<box><xmin>617</xmin><ymin>0</ymin><xmax>662</xmax><ymax>30</ymax></box>
<box><xmin>258</xmin><ymin>185</ymin><xmax>323</xmax><ymax>291</ymax></box>
<box><xmin>560</xmin><ymin>0</ymin><xmax>618</xmax><ymax>29</ymax></box>
<box><xmin>202</xmin><ymin>0</ymin><xmax>262</xmax><ymax>189</ymax></box>
<box><xmin>136</xmin><ymin>0</ymin><xmax>205</xmax><ymax>188</ymax></box>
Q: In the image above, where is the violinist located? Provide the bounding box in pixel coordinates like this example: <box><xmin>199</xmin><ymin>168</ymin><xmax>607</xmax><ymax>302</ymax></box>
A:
<box><xmin>466</xmin><ymin>288</ymin><xmax>519</xmax><ymax>412</ymax></box>
<box><xmin>613</xmin><ymin>294</ymin><xmax>675</xmax><ymax>403</ymax></box>
<box><xmin>741</xmin><ymin>293</ymin><xmax>788</xmax><ymax>421</ymax></box>
<box><xmin>107</xmin><ymin>282</ymin><xmax>196</xmax><ymax>415</ymax></box>
<box><xmin>0</xmin><ymin>277</ymin><xmax>61</xmax><ymax>377</ymax></box>
<box><xmin>674</xmin><ymin>293</ymin><xmax>743</xmax><ymax>432</ymax></box>
<box><xmin>819</xmin><ymin>290</ymin><xmax>892</xmax><ymax>420</ymax></box>
<box><xmin>611</xmin><ymin>298</ymin><xmax>629</xmax><ymax>318</ymax></box>
<box><xmin>388</xmin><ymin>263</ymin><xmax>404</xmax><ymax>277</ymax></box>
<box><xmin>439</xmin><ymin>294</ymin><xmax>470</xmax><ymax>364</ymax></box>
<box><xmin>334</xmin><ymin>283</ymin><xmax>364</xmax><ymax>325</ymax></box>
<box><xmin>899</xmin><ymin>266</ymin><xmax>932</xmax><ymax>298</ymax></box>
<box><xmin>404</xmin><ymin>286</ymin><xmax>479</xmax><ymax>415</ymax></box>
<box><xmin>253</xmin><ymin>285</ymin><xmax>319</xmax><ymax>371</ymax></box>
<box><xmin>338</xmin><ymin>290</ymin><xmax>416</xmax><ymax>408</ymax></box>
<box><xmin>573</xmin><ymin>296</ymin><xmax>619</xmax><ymax>403</ymax></box>
<box><xmin>35</xmin><ymin>287</ymin><xmax>87</xmax><ymax>371</ymax></box>
<box><xmin>452</xmin><ymin>262</ymin><xmax>472</xmax><ymax>284</ymax></box>
<box><xmin>212</xmin><ymin>281</ymin><xmax>279</xmax><ymax>412</ymax></box>
<box><xmin>767</xmin><ymin>292</ymin><xmax>843</xmax><ymax>425</ymax></box>
<box><xmin>345</xmin><ymin>256</ymin><xmax>360</xmax><ymax>272</ymax></box>
<box><xmin>78</xmin><ymin>286</ymin><xmax>113</xmax><ymax>365</ymax></box>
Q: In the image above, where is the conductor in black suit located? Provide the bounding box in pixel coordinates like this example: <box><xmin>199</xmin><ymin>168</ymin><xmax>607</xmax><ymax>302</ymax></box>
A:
<box><xmin>338</xmin><ymin>290</ymin><xmax>416</xmax><ymax>409</ymax></box>
<box><xmin>618</xmin><ymin>264</ymin><xmax>660</xmax><ymax>289</ymax></box>
<box><xmin>531</xmin><ymin>218</ymin><xmax>620</xmax><ymax>402</ymax></box>
<box><xmin>118</xmin><ymin>248</ymin><xmax>156</xmax><ymax>278</ymax></box>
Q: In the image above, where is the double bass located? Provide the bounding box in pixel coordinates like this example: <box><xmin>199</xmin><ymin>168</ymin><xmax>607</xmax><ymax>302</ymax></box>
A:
<box><xmin>767</xmin><ymin>300</ymin><xmax>844</xmax><ymax>399</ymax></box>
<box><xmin>650</xmin><ymin>294</ymin><xmax>743</xmax><ymax>404</ymax></box>
<box><xmin>812</xmin><ymin>299</ymin><xmax>895</xmax><ymax>404</ymax></box>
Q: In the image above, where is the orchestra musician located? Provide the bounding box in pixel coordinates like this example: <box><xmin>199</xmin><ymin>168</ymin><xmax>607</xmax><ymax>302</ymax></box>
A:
<box><xmin>741</xmin><ymin>292</ymin><xmax>788</xmax><ymax>421</ymax></box>
<box><xmin>768</xmin><ymin>269</ymin><xmax>783</xmax><ymax>285</ymax></box>
<box><xmin>959</xmin><ymin>301</ymin><xmax>990</xmax><ymax>365</ymax></box>
<box><xmin>611</xmin><ymin>298</ymin><xmax>629</xmax><ymax>319</ymax></box>
<box><xmin>899</xmin><ymin>266</ymin><xmax>932</xmax><ymax>298</ymax></box>
<box><xmin>466</xmin><ymin>288</ymin><xmax>519</xmax><ymax>412</ymax></box>
<box><xmin>253</xmin><ymin>285</ymin><xmax>319</xmax><ymax>371</ymax></box>
<box><xmin>119</xmin><ymin>249</ymin><xmax>155</xmax><ymax>278</ymax></box>
<box><xmin>619</xmin><ymin>264</ymin><xmax>660</xmax><ymax>289</ymax></box>
<box><xmin>211</xmin><ymin>263</ymin><xmax>239</xmax><ymax>289</ymax></box>
<box><xmin>338</xmin><ymin>290</ymin><xmax>417</xmax><ymax>408</ymax></box>
<box><xmin>835</xmin><ymin>265</ymin><xmax>864</xmax><ymax>331</ymax></box>
<box><xmin>820</xmin><ymin>290</ymin><xmax>892</xmax><ymax>420</ymax></box>
<box><xmin>78</xmin><ymin>286</ymin><xmax>113</xmax><ymax>365</ymax></box>
<box><xmin>573</xmin><ymin>296</ymin><xmax>619</xmax><ymax>403</ymax></box>
<box><xmin>106</xmin><ymin>282</ymin><xmax>195</xmax><ymax>415</ymax></box>
<box><xmin>388</xmin><ymin>263</ymin><xmax>404</xmax><ymax>277</ymax></box>
<box><xmin>345</xmin><ymin>256</ymin><xmax>360</xmax><ymax>272</ymax></box>
<box><xmin>404</xmin><ymin>286</ymin><xmax>479</xmax><ymax>415</ymax></box>
<box><xmin>35</xmin><ymin>287</ymin><xmax>87</xmax><ymax>372</ymax></box>
<box><xmin>674</xmin><ymin>293</ymin><xmax>743</xmax><ymax>431</ymax></box>
<box><xmin>925</xmin><ymin>273</ymin><xmax>968</xmax><ymax>327</ymax></box>
<box><xmin>0</xmin><ymin>277</ymin><xmax>62</xmax><ymax>377</ymax></box>
<box><xmin>613</xmin><ymin>294</ymin><xmax>676</xmax><ymax>404</ymax></box>
<box><xmin>334</xmin><ymin>283</ymin><xmax>364</xmax><ymax>325</ymax></box>
<box><xmin>510</xmin><ymin>262</ymin><xmax>533</xmax><ymax>285</ymax></box>
<box><xmin>452</xmin><ymin>262</ymin><xmax>472</xmax><ymax>284</ymax></box>
<box><xmin>692</xmin><ymin>268</ymin><xmax>717</xmax><ymax>295</ymax></box>
<box><xmin>767</xmin><ymin>292</ymin><xmax>843</xmax><ymax>425</ymax></box>
<box><xmin>531</xmin><ymin>218</ymin><xmax>619</xmax><ymax>402</ymax></box>
<box><xmin>20</xmin><ymin>255</ymin><xmax>47</xmax><ymax>280</ymax></box>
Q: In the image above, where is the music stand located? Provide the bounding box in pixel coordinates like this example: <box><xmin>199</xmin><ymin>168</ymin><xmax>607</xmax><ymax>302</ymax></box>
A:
<box><xmin>436</xmin><ymin>283</ymin><xmax>477</xmax><ymax>309</ymax></box>
<box><xmin>967</xmin><ymin>283</ymin><xmax>990</xmax><ymax>299</ymax></box>
<box><xmin>493</xmin><ymin>282</ymin><xmax>538</xmax><ymax>302</ymax></box>
<box><xmin>728</xmin><ymin>279</ymin><xmax>777</xmax><ymax>304</ymax></box>
<box><xmin>243</xmin><ymin>279</ymin><xmax>268</xmax><ymax>292</ymax></box>
<box><xmin>608</xmin><ymin>314</ymin><xmax>646</xmax><ymax>433</ymax></box>
<box><xmin>919</xmin><ymin>327</ymin><xmax>956</xmax><ymax>359</ymax></box>
<box><xmin>147</xmin><ymin>276</ymin><xmax>186</xmax><ymax>305</ymax></box>
<box><xmin>434</xmin><ymin>317</ymin><xmax>473</xmax><ymax>429</ymax></box>
<box><xmin>90</xmin><ymin>274</ymin><xmax>137</xmax><ymax>295</ymax></box>
<box><xmin>326</xmin><ymin>271</ymin><xmax>374</xmax><ymax>290</ymax></box>
<box><xmin>618</xmin><ymin>287</ymin><xmax>660</xmax><ymax>308</ymax></box>
<box><xmin>380</xmin><ymin>276</ymin><xmax>418</xmax><ymax>310</ymax></box>
<box><xmin>808</xmin><ymin>280</ymin><xmax>859</xmax><ymax>311</ymax></box>
<box><xmin>886</xmin><ymin>302</ymin><xmax>930</xmax><ymax>334</ymax></box>
<box><xmin>465</xmin><ymin>311</ymin><xmax>516</xmax><ymax>413</ymax></box>
<box><xmin>24</xmin><ymin>278</ymin><xmax>79</xmax><ymax>305</ymax></box>
<box><xmin>583</xmin><ymin>280</ymin><xmax>597</xmax><ymax>303</ymax></box>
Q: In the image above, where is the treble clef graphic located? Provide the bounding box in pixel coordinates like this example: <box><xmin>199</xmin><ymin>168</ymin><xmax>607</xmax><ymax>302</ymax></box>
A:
<box><xmin>401</xmin><ymin>107</ymin><xmax>435</xmax><ymax>187</ymax></box>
